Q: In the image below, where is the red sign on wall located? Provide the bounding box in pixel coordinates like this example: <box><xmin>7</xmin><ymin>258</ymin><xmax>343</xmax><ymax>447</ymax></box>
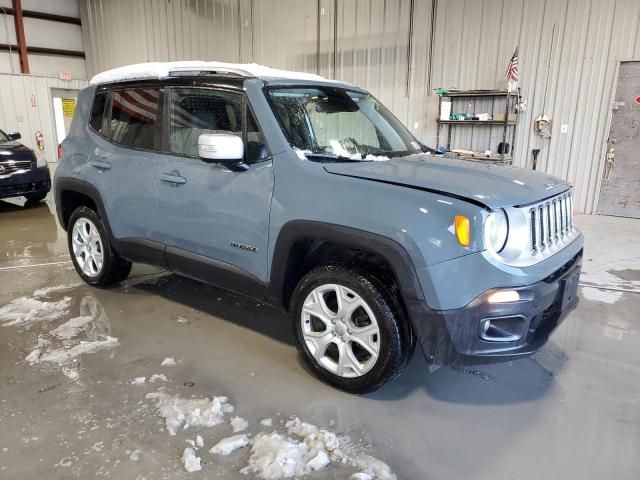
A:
<box><xmin>636</xmin><ymin>96</ymin><xmax>640</xmax><ymax>104</ymax></box>
<box><xmin>30</xmin><ymin>95</ymin><xmax>36</xmax><ymax>107</ymax></box>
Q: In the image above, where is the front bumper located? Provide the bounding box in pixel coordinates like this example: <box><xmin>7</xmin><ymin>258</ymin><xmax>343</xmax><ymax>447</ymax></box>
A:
<box><xmin>0</xmin><ymin>166</ymin><xmax>51</xmax><ymax>199</ymax></box>
<box><xmin>415</xmin><ymin>249</ymin><xmax>583</xmax><ymax>365</ymax></box>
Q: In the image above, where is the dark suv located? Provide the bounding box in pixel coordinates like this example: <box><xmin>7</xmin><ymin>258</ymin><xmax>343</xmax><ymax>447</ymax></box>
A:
<box><xmin>0</xmin><ymin>130</ymin><xmax>51</xmax><ymax>202</ymax></box>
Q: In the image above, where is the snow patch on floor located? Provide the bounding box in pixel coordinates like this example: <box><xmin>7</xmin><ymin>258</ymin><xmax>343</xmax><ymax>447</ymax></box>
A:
<box><xmin>27</xmin><ymin>337</ymin><xmax>119</xmax><ymax>364</ymax></box>
<box><xmin>161</xmin><ymin>357</ymin><xmax>176</xmax><ymax>366</ymax></box>
<box><xmin>209</xmin><ymin>434</ymin><xmax>249</xmax><ymax>455</ymax></box>
<box><xmin>240</xmin><ymin>417</ymin><xmax>397</xmax><ymax>479</ymax></box>
<box><xmin>181</xmin><ymin>447</ymin><xmax>201</xmax><ymax>472</ymax></box>
<box><xmin>145</xmin><ymin>392</ymin><xmax>232</xmax><ymax>436</ymax></box>
<box><xmin>130</xmin><ymin>377</ymin><xmax>146</xmax><ymax>385</ymax></box>
<box><xmin>0</xmin><ymin>297</ymin><xmax>71</xmax><ymax>327</ymax></box>
<box><xmin>581</xmin><ymin>286</ymin><xmax>624</xmax><ymax>304</ymax></box>
<box><xmin>50</xmin><ymin>315</ymin><xmax>94</xmax><ymax>339</ymax></box>
<box><xmin>149</xmin><ymin>373</ymin><xmax>168</xmax><ymax>383</ymax></box>
<box><xmin>129</xmin><ymin>449</ymin><xmax>141</xmax><ymax>461</ymax></box>
<box><xmin>32</xmin><ymin>283</ymin><xmax>81</xmax><ymax>299</ymax></box>
<box><xmin>260</xmin><ymin>418</ymin><xmax>273</xmax><ymax>427</ymax></box>
<box><xmin>230</xmin><ymin>416</ymin><xmax>248</xmax><ymax>432</ymax></box>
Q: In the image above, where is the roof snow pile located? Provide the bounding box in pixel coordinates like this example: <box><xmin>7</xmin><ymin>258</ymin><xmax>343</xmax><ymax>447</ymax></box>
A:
<box><xmin>90</xmin><ymin>61</ymin><xmax>330</xmax><ymax>85</ymax></box>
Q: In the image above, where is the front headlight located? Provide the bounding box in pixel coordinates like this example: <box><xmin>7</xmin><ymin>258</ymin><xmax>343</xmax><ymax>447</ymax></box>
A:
<box><xmin>35</xmin><ymin>152</ymin><xmax>47</xmax><ymax>168</ymax></box>
<box><xmin>484</xmin><ymin>209</ymin><xmax>508</xmax><ymax>253</ymax></box>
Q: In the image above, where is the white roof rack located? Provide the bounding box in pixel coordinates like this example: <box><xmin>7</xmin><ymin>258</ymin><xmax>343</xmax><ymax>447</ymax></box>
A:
<box><xmin>90</xmin><ymin>61</ymin><xmax>331</xmax><ymax>85</ymax></box>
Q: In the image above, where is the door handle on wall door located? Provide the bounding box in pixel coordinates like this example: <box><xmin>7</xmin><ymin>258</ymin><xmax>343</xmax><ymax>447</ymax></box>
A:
<box><xmin>160</xmin><ymin>172</ymin><xmax>186</xmax><ymax>185</ymax></box>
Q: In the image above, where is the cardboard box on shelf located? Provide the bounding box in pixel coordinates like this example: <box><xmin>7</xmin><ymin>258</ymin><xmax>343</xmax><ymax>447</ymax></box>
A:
<box><xmin>493</xmin><ymin>113</ymin><xmax>517</xmax><ymax>122</ymax></box>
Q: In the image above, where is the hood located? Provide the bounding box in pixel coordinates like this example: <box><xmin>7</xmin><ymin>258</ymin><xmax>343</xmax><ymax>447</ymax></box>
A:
<box><xmin>322</xmin><ymin>154</ymin><xmax>570</xmax><ymax>209</ymax></box>
<box><xmin>0</xmin><ymin>141</ymin><xmax>36</xmax><ymax>162</ymax></box>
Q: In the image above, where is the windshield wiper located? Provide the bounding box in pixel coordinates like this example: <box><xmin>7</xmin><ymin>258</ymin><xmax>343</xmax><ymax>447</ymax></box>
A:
<box><xmin>303</xmin><ymin>152</ymin><xmax>362</xmax><ymax>163</ymax></box>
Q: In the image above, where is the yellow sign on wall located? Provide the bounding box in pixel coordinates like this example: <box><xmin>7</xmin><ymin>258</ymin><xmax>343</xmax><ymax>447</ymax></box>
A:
<box><xmin>62</xmin><ymin>98</ymin><xmax>76</xmax><ymax>117</ymax></box>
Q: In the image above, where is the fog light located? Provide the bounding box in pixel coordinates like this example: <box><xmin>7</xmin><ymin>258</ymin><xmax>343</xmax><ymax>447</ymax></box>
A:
<box><xmin>487</xmin><ymin>290</ymin><xmax>520</xmax><ymax>303</ymax></box>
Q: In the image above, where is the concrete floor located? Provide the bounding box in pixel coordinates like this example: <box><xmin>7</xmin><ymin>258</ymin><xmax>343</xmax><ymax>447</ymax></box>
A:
<box><xmin>0</xmin><ymin>194</ymin><xmax>639</xmax><ymax>480</ymax></box>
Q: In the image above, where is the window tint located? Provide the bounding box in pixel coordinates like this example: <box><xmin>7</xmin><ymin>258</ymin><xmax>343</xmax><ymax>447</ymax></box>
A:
<box><xmin>89</xmin><ymin>92</ymin><xmax>107</xmax><ymax>134</ymax></box>
<box><xmin>108</xmin><ymin>88</ymin><xmax>160</xmax><ymax>150</ymax></box>
<box><xmin>169</xmin><ymin>88</ymin><xmax>242</xmax><ymax>157</ymax></box>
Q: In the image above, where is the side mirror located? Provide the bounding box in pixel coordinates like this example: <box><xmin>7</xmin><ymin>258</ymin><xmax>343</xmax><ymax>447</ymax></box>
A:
<box><xmin>198</xmin><ymin>133</ymin><xmax>248</xmax><ymax>171</ymax></box>
<box><xmin>7</xmin><ymin>132</ymin><xmax>21</xmax><ymax>141</ymax></box>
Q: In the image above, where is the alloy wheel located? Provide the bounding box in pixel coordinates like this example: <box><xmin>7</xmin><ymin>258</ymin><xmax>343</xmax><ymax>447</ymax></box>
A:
<box><xmin>300</xmin><ymin>284</ymin><xmax>381</xmax><ymax>378</ymax></box>
<box><xmin>71</xmin><ymin>218</ymin><xmax>104</xmax><ymax>278</ymax></box>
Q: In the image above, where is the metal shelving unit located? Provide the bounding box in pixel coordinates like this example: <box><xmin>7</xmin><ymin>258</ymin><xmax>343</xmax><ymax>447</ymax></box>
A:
<box><xmin>436</xmin><ymin>90</ymin><xmax>519</xmax><ymax>163</ymax></box>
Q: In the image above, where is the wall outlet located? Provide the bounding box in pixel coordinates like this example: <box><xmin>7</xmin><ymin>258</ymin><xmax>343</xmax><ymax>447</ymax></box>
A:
<box><xmin>560</xmin><ymin>124</ymin><xmax>568</xmax><ymax>133</ymax></box>
<box><xmin>414</xmin><ymin>122</ymin><xmax>419</xmax><ymax>130</ymax></box>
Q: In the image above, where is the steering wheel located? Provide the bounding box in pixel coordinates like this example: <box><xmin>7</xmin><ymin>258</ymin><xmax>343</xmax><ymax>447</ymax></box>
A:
<box><xmin>339</xmin><ymin>137</ymin><xmax>362</xmax><ymax>155</ymax></box>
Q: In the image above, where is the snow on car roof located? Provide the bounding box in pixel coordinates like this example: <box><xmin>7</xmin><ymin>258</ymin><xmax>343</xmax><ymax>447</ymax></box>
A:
<box><xmin>89</xmin><ymin>61</ymin><xmax>331</xmax><ymax>85</ymax></box>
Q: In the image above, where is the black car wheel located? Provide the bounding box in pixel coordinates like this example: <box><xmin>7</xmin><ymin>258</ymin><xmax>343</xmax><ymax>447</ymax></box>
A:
<box><xmin>67</xmin><ymin>206</ymin><xmax>131</xmax><ymax>286</ymax></box>
<box><xmin>291</xmin><ymin>264</ymin><xmax>410</xmax><ymax>393</ymax></box>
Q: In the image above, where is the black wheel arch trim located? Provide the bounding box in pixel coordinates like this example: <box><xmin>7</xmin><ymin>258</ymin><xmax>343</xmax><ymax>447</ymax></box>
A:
<box><xmin>267</xmin><ymin>220</ymin><xmax>428</xmax><ymax>314</ymax></box>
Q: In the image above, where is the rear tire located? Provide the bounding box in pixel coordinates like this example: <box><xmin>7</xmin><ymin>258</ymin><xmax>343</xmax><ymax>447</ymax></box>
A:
<box><xmin>291</xmin><ymin>264</ymin><xmax>410</xmax><ymax>393</ymax></box>
<box><xmin>67</xmin><ymin>206</ymin><xmax>131</xmax><ymax>286</ymax></box>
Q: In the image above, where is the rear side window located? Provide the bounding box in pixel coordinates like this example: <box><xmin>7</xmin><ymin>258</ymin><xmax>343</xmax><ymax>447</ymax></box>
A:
<box><xmin>89</xmin><ymin>92</ymin><xmax>107</xmax><ymax>133</ymax></box>
<box><xmin>108</xmin><ymin>88</ymin><xmax>161</xmax><ymax>150</ymax></box>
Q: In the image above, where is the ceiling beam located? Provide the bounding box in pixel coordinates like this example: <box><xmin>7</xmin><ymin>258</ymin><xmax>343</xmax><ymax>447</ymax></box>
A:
<box><xmin>0</xmin><ymin>43</ymin><xmax>85</xmax><ymax>59</ymax></box>
<box><xmin>0</xmin><ymin>7</ymin><xmax>82</xmax><ymax>25</ymax></box>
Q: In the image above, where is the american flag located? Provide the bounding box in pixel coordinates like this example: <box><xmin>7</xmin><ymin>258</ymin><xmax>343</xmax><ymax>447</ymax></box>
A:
<box><xmin>505</xmin><ymin>47</ymin><xmax>519</xmax><ymax>81</ymax></box>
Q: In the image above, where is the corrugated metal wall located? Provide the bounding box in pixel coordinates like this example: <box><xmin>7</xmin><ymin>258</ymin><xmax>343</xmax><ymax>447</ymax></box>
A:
<box><xmin>0</xmin><ymin>74</ymin><xmax>88</xmax><ymax>164</ymax></box>
<box><xmin>79</xmin><ymin>0</ymin><xmax>640</xmax><ymax>213</ymax></box>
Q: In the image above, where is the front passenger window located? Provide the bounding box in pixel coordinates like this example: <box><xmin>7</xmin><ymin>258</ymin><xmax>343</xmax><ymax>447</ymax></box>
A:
<box><xmin>169</xmin><ymin>88</ymin><xmax>242</xmax><ymax>157</ymax></box>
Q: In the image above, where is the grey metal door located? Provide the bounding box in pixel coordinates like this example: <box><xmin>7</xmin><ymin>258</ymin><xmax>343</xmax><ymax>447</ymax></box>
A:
<box><xmin>597</xmin><ymin>61</ymin><xmax>640</xmax><ymax>218</ymax></box>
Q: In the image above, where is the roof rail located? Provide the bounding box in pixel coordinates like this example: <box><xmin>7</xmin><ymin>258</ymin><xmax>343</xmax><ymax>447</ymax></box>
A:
<box><xmin>168</xmin><ymin>66</ymin><xmax>253</xmax><ymax>78</ymax></box>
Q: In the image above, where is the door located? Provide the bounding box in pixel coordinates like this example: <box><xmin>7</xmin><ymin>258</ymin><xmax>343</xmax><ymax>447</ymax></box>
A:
<box><xmin>597</xmin><ymin>61</ymin><xmax>640</xmax><ymax>218</ymax></box>
<box><xmin>156</xmin><ymin>86</ymin><xmax>274</xmax><ymax>291</ymax></box>
<box><xmin>51</xmin><ymin>87</ymin><xmax>79</xmax><ymax>160</ymax></box>
<box><xmin>85</xmin><ymin>88</ymin><xmax>161</xmax><ymax>242</ymax></box>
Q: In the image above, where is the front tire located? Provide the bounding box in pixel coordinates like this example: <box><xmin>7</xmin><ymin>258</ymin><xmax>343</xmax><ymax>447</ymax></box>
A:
<box><xmin>291</xmin><ymin>265</ymin><xmax>409</xmax><ymax>393</ymax></box>
<box><xmin>67</xmin><ymin>206</ymin><xmax>131</xmax><ymax>286</ymax></box>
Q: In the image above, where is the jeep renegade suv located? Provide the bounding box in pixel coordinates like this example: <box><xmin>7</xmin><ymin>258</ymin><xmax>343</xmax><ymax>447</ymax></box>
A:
<box><xmin>54</xmin><ymin>62</ymin><xmax>583</xmax><ymax>393</ymax></box>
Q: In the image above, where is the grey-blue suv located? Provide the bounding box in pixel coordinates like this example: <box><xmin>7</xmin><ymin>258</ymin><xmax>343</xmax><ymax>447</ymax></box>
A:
<box><xmin>54</xmin><ymin>62</ymin><xmax>583</xmax><ymax>392</ymax></box>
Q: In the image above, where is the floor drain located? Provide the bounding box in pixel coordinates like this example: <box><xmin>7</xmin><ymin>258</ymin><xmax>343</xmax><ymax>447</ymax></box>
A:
<box><xmin>184</xmin><ymin>381</ymin><xmax>195</xmax><ymax>387</ymax></box>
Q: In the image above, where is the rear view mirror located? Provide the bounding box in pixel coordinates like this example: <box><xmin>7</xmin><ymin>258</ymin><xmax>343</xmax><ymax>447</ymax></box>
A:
<box><xmin>7</xmin><ymin>132</ymin><xmax>21</xmax><ymax>141</ymax></box>
<box><xmin>198</xmin><ymin>133</ymin><xmax>248</xmax><ymax>171</ymax></box>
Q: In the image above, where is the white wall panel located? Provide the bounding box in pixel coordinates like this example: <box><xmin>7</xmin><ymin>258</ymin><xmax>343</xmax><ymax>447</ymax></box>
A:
<box><xmin>22</xmin><ymin>0</ymin><xmax>80</xmax><ymax>18</ymax></box>
<box><xmin>24</xmin><ymin>17</ymin><xmax>84</xmax><ymax>51</ymax></box>
<box><xmin>28</xmin><ymin>53</ymin><xmax>86</xmax><ymax>78</ymax></box>
<box><xmin>0</xmin><ymin>74</ymin><xmax>88</xmax><ymax>164</ymax></box>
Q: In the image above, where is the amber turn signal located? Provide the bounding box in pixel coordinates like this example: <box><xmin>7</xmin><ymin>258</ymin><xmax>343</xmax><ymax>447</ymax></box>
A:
<box><xmin>454</xmin><ymin>215</ymin><xmax>471</xmax><ymax>247</ymax></box>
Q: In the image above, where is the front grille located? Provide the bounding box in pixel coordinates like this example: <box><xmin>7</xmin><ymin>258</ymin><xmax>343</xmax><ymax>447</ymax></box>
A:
<box><xmin>0</xmin><ymin>160</ymin><xmax>32</xmax><ymax>176</ymax></box>
<box><xmin>529</xmin><ymin>190</ymin><xmax>574</xmax><ymax>254</ymax></box>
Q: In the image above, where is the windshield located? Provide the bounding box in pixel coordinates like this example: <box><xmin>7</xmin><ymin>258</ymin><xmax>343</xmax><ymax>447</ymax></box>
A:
<box><xmin>267</xmin><ymin>87</ymin><xmax>422</xmax><ymax>159</ymax></box>
<box><xmin>0</xmin><ymin>130</ymin><xmax>9</xmax><ymax>143</ymax></box>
